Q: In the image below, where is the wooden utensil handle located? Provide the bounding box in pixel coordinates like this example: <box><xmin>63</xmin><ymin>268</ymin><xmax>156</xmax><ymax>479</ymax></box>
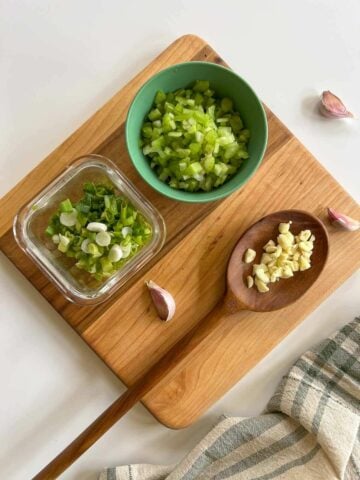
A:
<box><xmin>33</xmin><ymin>299</ymin><xmax>235</xmax><ymax>479</ymax></box>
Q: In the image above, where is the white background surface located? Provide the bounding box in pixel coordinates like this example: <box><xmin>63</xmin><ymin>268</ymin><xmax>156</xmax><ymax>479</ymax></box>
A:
<box><xmin>1</xmin><ymin>1</ymin><xmax>359</xmax><ymax>478</ymax></box>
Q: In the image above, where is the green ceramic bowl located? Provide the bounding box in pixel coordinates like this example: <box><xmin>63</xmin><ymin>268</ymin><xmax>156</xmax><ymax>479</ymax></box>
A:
<box><xmin>125</xmin><ymin>62</ymin><xmax>268</xmax><ymax>203</ymax></box>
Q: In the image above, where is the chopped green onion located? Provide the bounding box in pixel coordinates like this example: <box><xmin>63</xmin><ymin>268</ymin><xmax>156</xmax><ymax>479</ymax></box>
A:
<box><xmin>45</xmin><ymin>183</ymin><xmax>153</xmax><ymax>280</ymax></box>
<box><xmin>45</xmin><ymin>225</ymin><xmax>55</xmax><ymax>236</ymax></box>
<box><xmin>95</xmin><ymin>231</ymin><xmax>111</xmax><ymax>247</ymax></box>
<box><xmin>60</xmin><ymin>210</ymin><xmax>77</xmax><ymax>227</ymax></box>
<box><xmin>60</xmin><ymin>199</ymin><xmax>73</xmax><ymax>213</ymax></box>
<box><xmin>58</xmin><ymin>234</ymin><xmax>70</xmax><ymax>253</ymax></box>
<box><xmin>109</xmin><ymin>244</ymin><xmax>123</xmax><ymax>262</ymax></box>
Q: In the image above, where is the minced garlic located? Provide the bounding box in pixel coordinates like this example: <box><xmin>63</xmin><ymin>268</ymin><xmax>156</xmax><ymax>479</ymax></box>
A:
<box><xmin>246</xmin><ymin>275</ymin><xmax>254</xmax><ymax>288</ymax></box>
<box><xmin>244</xmin><ymin>248</ymin><xmax>256</xmax><ymax>263</ymax></box>
<box><xmin>244</xmin><ymin>221</ymin><xmax>315</xmax><ymax>293</ymax></box>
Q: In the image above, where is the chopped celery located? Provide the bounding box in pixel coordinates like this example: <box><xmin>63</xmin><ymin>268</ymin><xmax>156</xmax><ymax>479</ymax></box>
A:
<box><xmin>141</xmin><ymin>80</ymin><xmax>250</xmax><ymax>192</ymax></box>
<box><xmin>148</xmin><ymin>108</ymin><xmax>161</xmax><ymax>121</ymax></box>
<box><xmin>203</xmin><ymin>156</ymin><xmax>215</xmax><ymax>173</ymax></box>
<box><xmin>221</xmin><ymin>97</ymin><xmax>233</xmax><ymax>112</ymax></box>
<box><xmin>45</xmin><ymin>183</ymin><xmax>153</xmax><ymax>280</ymax></box>
<box><xmin>193</xmin><ymin>80</ymin><xmax>210</xmax><ymax>92</ymax></box>
<box><xmin>155</xmin><ymin>90</ymin><xmax>166</xmax><ymax>104</ymax></box>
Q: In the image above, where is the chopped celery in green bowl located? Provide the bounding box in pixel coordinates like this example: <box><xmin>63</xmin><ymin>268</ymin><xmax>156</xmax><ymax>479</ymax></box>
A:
<box><xmin>140</xmin><ymin>80</ymin><xmax>250</xmax><ymax>193</ymax></box>
<box><xmin>126</xmin><ymin>62</ymin><xmax>268</xmax><ymax>203</ymax></box>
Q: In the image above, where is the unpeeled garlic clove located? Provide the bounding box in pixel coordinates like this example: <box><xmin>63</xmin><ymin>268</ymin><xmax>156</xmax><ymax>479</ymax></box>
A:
<box><xmin>320</xmin><ymin>91</ymin><xmax>354</xmax><ymax>119</ymax></box>
<box><xmin>146</xmin><ymin>280</ymin><xmax>176</xmax><ymax>322</ymax></box>
<box><xmin>327</xmin><ymin>208</ymin><xmax>359</xmax><ymax>231</ymax></box>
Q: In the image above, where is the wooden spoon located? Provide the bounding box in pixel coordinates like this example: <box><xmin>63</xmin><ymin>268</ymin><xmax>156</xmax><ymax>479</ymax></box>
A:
<box><xmin>33</xmin><ymin>210</ymin><xmax>329</xmax><ymax>479</ymax></box>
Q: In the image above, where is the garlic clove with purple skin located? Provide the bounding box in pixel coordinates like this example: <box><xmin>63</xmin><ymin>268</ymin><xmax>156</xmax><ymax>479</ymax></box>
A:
<box><xmin>327</xmin><ymin>208</ymin><xmax>359</xmax><ymax>231</ymax></box>
<box><xmin>146</xmin><ymin>280</ymin><xmax>176</xmax><ymax>322</ymax></box>
<box><xmin>320</xmin><ymin>91</ymin><xmax>354</xmax><ymax>119</ymax></box>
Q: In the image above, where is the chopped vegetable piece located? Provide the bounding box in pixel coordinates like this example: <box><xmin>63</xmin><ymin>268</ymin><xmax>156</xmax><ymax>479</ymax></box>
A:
<box><xmin>246</xmin><ymin>275</ymin><xmax>254</xmax><ymax>288</ymax></box>
<box><xmin>121</xmin><ymin>226</ymin><xmax>133</xmax><ymax>237</ymax></box>
<box><xmin>81</xmin><ymin>239</ymin><xmax>90</xmax><ymax>253</ymax></box>
<box><xmin>95</xmin><ymin>231</ymin><xmax>111</xmax><ymax>247</ymax></box>
<box><xmin>140</xmin><ymin>81</ymin><xmax>250</xmax><ymax>192</ymax></box>
<box><xmin>60</xmin><ymin>199</ymin><xmax>73</xmax><ymax>213</ymax></box>
<box><xmin>60</xmin><ymin>210</ymin><xmax>77</xmax><ymax>227</ymax></box>
<box><xmin>45</xmin><ymin>183</ymin><xmax>153</xmax><ymax>280</ymax></box>
<box><xmin>245</xmin><ymin>222</ymin><xmax>315</xmax><ymax>293</ymax></box>
<box><xmin>87</xmin><ymin>222</ymin><xmax>107</xmax><ymax>232</ymax></box>
<box><xmin>244</xmin><ymin>248</ymin><xmax>256</xmax><ymax>264</ymax></box>
<box><xmin>109</xmin><ymin>245</ymin><xmax>123</xmax><ymax>263</ymax></box>
<box><xmin>58</xmin><ymin>234</ymin><xmax>70</xmax><ymax>253</ymax></box>
<box><xmin>45</xmin><ymin>225</ymin><xmax>55</xmax><ymax>236</ymax></box>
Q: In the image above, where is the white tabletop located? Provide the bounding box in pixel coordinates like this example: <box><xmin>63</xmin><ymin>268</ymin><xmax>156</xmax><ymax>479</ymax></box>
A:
<box><xmin>1</xmin><ymin>1</ymin><xmax>359</xmax><ymax>478</ymax></box>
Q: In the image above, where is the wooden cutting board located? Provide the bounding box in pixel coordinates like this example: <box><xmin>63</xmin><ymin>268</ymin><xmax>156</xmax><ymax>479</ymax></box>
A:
<box><xmin>1</xmin><ymin>35</ymin><xmax>359</xmax><ymax>429</ymax></box>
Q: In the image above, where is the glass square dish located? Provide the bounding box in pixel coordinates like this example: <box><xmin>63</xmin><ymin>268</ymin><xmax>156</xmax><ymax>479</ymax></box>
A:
<box><xmin>13</xmin><ymin>155</ymin><xmax>166</xmax><ymax>305</ymax></box>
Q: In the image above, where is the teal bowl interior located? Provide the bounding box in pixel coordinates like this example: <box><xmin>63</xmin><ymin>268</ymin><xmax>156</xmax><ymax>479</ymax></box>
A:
<box><xmin>126</xmin><ymin>62</ymin><xmax>268</xmax><ymax>203</ymax></box>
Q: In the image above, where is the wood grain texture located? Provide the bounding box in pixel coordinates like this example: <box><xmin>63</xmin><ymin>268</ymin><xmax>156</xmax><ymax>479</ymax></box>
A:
<box><xmin>1</xmin><ymin>35</ymin><xmax>359</xmax><ymax>429</ymax></box>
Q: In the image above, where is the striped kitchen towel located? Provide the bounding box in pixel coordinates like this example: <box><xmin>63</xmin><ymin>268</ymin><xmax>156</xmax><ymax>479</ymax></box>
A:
<box><xmin>100</xmin><ymin>317</ymin><xmax>360</xmax><ymax>480</ymax></box>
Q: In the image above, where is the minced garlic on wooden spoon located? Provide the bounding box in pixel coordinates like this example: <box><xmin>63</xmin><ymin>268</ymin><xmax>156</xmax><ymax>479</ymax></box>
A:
<box><xmin>243</xmin><ymin>221</ymin><xmax>315</xmax><ymax>293</ymax></box>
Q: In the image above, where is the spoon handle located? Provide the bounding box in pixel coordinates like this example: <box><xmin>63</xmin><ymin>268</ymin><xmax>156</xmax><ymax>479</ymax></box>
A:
<box><xmin>32</xmin><ymin>300</ymin><xmax>235</xmax><ymax>479</ymax></box>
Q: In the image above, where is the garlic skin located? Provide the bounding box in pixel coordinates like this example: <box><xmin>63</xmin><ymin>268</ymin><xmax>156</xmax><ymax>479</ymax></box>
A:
<box><xmin>327</xmin><ymin>208</ymin><xmax>359</xmax><ymax>231</ymax></box>
<box><xmin>320</xmin><ymin>91</ymin><xmax>354</xmax><ymax>119</ymax></box>
<box><xmin>146</xmin><ymin>280</ymin><xmax>176</xmax><ymax>322</ymax></box>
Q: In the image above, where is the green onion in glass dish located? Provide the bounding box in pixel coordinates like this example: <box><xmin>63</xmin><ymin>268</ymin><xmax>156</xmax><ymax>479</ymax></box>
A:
<box><xmin>140</xmin><ymin>80</ymin><xmax>250</xmax><ymax>193</ymax></box>
<box><xmin>45</xmin><ymin>182</ymin><xmax>153</xmax><ymax>281</ymax></box>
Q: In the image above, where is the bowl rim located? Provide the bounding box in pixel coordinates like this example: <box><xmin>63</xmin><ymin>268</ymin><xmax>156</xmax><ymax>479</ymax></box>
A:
<box><xmin>125</xmin><ymin>61</ymin><xmax>268</xmax><ymax>203</ymax></box>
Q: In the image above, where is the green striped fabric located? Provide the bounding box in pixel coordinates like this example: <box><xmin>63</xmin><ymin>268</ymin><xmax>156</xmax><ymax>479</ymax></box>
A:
<box><xmin>100</xmin><ymin>317</ymin><xmax>360</xmax><ymax>480</ymax></box>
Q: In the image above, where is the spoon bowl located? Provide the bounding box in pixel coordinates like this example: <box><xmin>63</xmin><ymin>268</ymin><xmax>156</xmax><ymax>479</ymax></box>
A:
<box><xmin>226</xmin><ymin>210</ymin><xmax>329</xmax><ymax>312</ymax></box>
